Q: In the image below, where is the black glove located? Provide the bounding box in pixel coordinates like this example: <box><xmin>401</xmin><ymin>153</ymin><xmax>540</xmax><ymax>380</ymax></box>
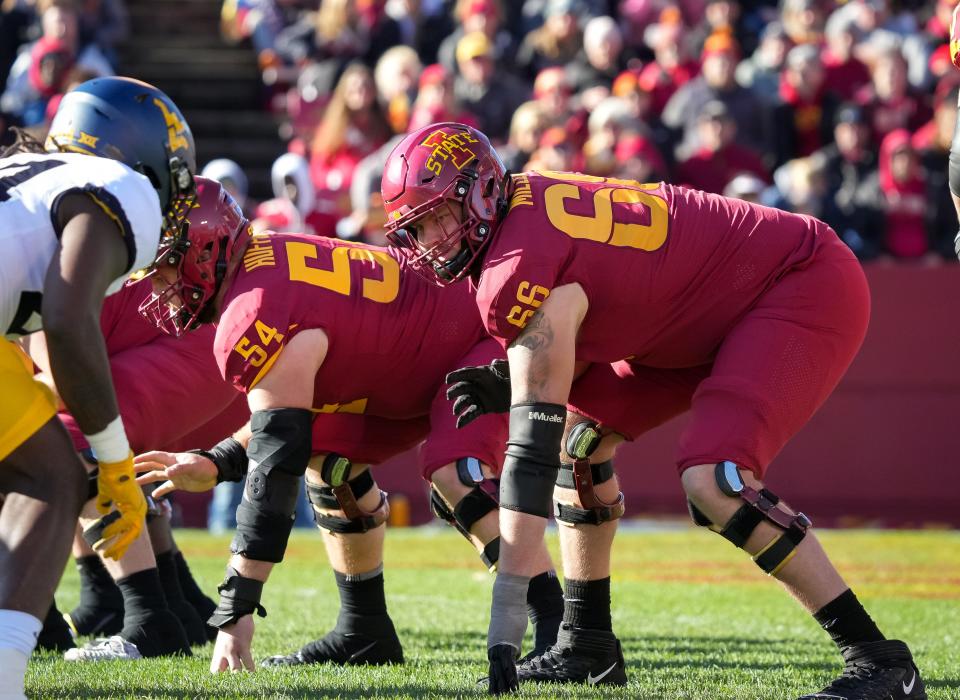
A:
<box><xmin>445</xmin><ymin>359</ymin><xmax>511</xmax><ymax>429</ymax></box>
<box><xmin>487</xmin><ymin>643</ymin><xmax>519</xmax><ymax>695</ymax></box>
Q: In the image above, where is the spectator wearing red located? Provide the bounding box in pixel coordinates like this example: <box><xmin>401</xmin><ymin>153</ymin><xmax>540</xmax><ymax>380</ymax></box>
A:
<box><xmin>779</xmin><ymin>44</ymin><xmax>838</xmax><ymax>158</ymax></box>
<box><xmin>856</xmin><ymin>48</ymin><xmax>928</xmax><ymax>144</ymax></box>
<box><xmin>308</xmin><ymin>62</ymin><xmax>391</xmax><ymax>206</ymax></box>
<box><xmin>20</xmin><ymin>37</ymin><xmax>74</xmax><ymax>125</ymax></box>
<box><xmin>877</xmin><ymin>130</ymin><xmax>929</xmax><ymax>259</ymax></box>
<box><xmin>255</xmin><ymin>152</ymin><xmax>339</xmax><ymax>237</ymax></box>
<box><xmin>639</xmin><ymin>7</ymin><xmax>699</xmax><ymax>116</ymax></box>
<box><xmin>611</xmin><ymin>132</ymin><xmax>666</xmax><ymax>182</ymax></box>
<box><xmin>675</xmin><ymin>100</ymin><xmax>770</xmax><ymax>194</ymax></box>
<box><xmin>408</xmin><ymin>63</ymin><xmax>478</xmax><ymax>132</ymax></box>
<box><xmin>822</xmin><ymin>9</ymin><xmax>871</xmax><ymax>101</ymax></box>
<box><xmin>437</xmin><ymin>0</ymin><xmax>515</xmax><ymax>76</ymax></box>
<box><xmin>532</xmin><ymin>65</ymin><xmax>588</xmax><ymax>150</ymax></box>
<box><xmin>912</xmin><ymin>86</ymin><xmax>960</xmax><ymax>259</ymax></box>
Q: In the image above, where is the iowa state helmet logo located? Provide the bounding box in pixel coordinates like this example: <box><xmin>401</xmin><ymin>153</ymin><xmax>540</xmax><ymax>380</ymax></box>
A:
<box><xmin>421</xmin><ymin>129</ymin><xmax>479</xmax><ymax>177</ymax></box>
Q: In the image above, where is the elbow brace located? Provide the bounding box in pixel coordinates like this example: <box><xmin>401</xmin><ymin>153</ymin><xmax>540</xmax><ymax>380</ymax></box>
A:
<box><xmin>950</xmin><ymin>103</ymin><xmax>960</xmax><ymax>198</ymax></box>
<box><xmin>230</xmin><ymin>408</ymin><xmax>313</xmax><ymax>563</ymax></box>
<box><xmin>499</xmin><ymin>403</ymin><xmax>566</xmax><ymax>519</ymax></box>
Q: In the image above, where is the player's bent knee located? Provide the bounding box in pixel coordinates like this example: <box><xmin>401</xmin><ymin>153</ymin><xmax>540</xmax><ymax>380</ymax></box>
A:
<box><xmin>429</xmin><ymin>458</ymin><xmax>500</xmax><ymax>570</ymax></box>
<box><xmin>554</xmin><ymin>421</ymin><xmax>625</xmax><ymax>526</ymax></box>
<box><xmin>685</xmin><ymin>461</ymin><xmax>812</xmax><ymax>576</ymax></box>
<box><xmin>306</xmin><ymin>453</ymin><xmax>388</xmax><ymax>534</ymax></box>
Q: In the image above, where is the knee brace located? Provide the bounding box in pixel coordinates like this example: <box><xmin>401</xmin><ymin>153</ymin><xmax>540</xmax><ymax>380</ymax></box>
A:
<box><xmin>688</xmin><ymin>461</ymin><xmax>812</xmax><ymax>576</ymax></box>
<box><xmin>430</xmin><ymin>457</ymin><xmax>500</xmax><ymax>571</ymax></box>
<box><xmin>231</xmin><ymin>409</ymin><xmax>312</xmax><ymax>563</ymax></box>
<box><xmin>553</xmin><ymin>421</ymin><xmax>625</xmax><ymax>526</ymax></box>
<box><xmin>305</xmin><ymin>454</ymin><xmax>389</xmax><ymax>534</ymax></box>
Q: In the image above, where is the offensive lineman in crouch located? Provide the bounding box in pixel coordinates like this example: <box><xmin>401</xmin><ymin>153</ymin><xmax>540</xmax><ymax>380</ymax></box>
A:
<box><xmin>0</xmin><ymin>77</ymin><xmax>196</xmax><ymax>698</ymax></box>
<box><xmin>132</xmin><ymin>178</ymin><xmax>563</xmax><ymax>670</ymax></box>
<box><xmin>381</xmin><ymin>122</ymin><xmax>926</xmax><ymax>699</ymax></box>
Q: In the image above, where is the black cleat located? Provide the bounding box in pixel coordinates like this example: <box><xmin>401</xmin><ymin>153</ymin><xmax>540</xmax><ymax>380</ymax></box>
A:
<box><xmin>168</xmin><ymin>598</ymin><xmax>209</xmax><ymax>647</ymax></box>
<box><xmin>262</xmin><ymin>617</ymin><xmax>404</xmax><ymax>667</ymax></box>
<box><xmin>516</xmin><ymin>623</ymin><xmax>627</xmax><ymax>686</ymax></box>
<box><xmin>117</xmin><ymin>612</ymin><xmax>192</xmax><ymax>658</ymax></box>
<box><xmin>799</xmin><ymin>640</ymin><xmax>926</xmax><ymax>700</ymax></box>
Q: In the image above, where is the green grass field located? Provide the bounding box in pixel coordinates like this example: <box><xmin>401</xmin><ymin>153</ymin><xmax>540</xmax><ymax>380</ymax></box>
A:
<box><xmin>28</xmin><ymin>527</ymin><xmax>960</xmax><ymax>699</ymax></box>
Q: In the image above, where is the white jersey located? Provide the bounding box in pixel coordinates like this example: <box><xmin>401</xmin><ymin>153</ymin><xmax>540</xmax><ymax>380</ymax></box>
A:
<box><xmin>0</xmin><ymin>152</ymin><xmax>162</xmax><ymax>339</ymax></box>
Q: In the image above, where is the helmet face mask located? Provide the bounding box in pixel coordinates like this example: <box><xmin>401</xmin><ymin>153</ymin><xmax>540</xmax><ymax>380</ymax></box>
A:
<box><xmin>136</xmin><ymin>177</ymin><xmax>248</xmax><ymax>336</ymax></box>
<box><xmin>382</xmin><ymin>122</ymin><xmax>505</xmax><ymax>285</ymax></box>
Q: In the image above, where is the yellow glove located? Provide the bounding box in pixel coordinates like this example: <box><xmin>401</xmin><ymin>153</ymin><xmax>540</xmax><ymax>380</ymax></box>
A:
<box><xmin>94</xmin><ymin>451</ymin><xmax>148</xmax><ymax>560</ymax></box>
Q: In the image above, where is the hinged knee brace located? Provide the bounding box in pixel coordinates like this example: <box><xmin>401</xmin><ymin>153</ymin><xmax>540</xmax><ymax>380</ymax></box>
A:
<box><xmin>553</xmin><ymin>421</ymin><xmax>624</xmax><ymax>526</ymax></box>
<box><xmin>430</xmin><ymin>457</ymin><xmax>501</xmax><ymax>570</ymax></box>
<box><xmin>306</xmin><ymin>454</ymin><xmax>390</xmax><ymax>534</ymax></box>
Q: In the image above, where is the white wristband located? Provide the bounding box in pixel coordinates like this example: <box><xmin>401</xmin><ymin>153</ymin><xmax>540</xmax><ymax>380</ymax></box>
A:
<box><xmin>83</xmin><ymin>416</ymin><xmax>131</xmax><ymax>464</ymax></box>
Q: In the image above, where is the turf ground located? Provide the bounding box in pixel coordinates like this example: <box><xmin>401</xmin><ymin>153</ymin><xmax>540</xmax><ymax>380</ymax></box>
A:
<box><xmin>28</xmin><ymin>526</ymin><xmax>960</xmax><ymax>699</ymax></box>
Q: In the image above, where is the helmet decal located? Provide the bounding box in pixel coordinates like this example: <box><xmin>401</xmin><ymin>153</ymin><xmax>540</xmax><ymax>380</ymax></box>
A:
<box><xmin>421</xmin><ymin>128</ymin><xmax>480</xmax><ymax>177</ymax></box>
<box><xmin>153</xmin><ymin>97</ymin><xmax>191</xmax><ymax>154</ymax></box>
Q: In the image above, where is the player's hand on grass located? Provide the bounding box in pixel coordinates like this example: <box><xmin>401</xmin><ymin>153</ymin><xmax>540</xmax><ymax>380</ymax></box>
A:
<box><xmin>134</xmin><ymin>450</ymin><xmax>218</xmax><ymax>497</ymax></box>
<box><xmin>93</xmin><ymin>452</ymin><xmax>148</xmax><ymax>560</ymax></box>
<box><xmin>445</xmin><ymin>358</ymin><xmax>511</xmax><ymax>428</ymax></box>
<box><xmin>486</xmin><ymin>643</ymin><xmax>520</xmax><ymax>695</ymax></box>
<box><xmin>211</xmin><ymin>614</ymin><xmax>256</xmax><ymax>673</ymax></box>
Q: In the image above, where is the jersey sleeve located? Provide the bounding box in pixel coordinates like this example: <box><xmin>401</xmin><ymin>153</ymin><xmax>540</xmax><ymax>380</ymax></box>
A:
<box><xmin>214</xmin><ymin>283</ymin><xmax>295</xmax><ymax>393</ymax></box>
<box><xmin>476</xmin><ymin>230</ymin><xmax>561</xmax><ymax>349</ymax></box>
<box><xmin>50</xmin><ymin>159</ymin><xmax>162</xmax><ymax>280</ymax></box>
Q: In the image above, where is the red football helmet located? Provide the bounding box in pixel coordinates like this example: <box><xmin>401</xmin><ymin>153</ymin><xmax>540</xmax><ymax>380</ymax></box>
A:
<box><xmin>138</xmin><ymin>176</ymin><xmax>250</xmax><ymax>335</ymax></box>
<box><xmin>382</xmin><ymin>122</ymin><xmax>508</xmax><ymax>284</ymax></box>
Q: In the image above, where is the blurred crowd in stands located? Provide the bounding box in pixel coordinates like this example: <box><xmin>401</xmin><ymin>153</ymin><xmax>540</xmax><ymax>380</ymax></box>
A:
<box><xmin>3</xmin><ymin>0</ymin><xmax>959</xmax><ymax>264</ymax></box>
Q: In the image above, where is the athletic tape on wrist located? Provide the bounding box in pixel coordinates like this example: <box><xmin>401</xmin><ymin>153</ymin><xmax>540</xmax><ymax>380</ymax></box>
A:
<box><xmin>487</xmin><ymin>572</ymin><xmax>530</xmax><ymax>651</ymax></box>
<box><xmin>83</xmin><ymin>416</ymin><xmax>130</xmax><ymax>464</ymax></box>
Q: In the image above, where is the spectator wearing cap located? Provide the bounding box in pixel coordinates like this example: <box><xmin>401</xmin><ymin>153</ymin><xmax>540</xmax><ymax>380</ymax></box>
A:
<box><xmin>822</xmin><ymin>9</ymin><xmax>871</xmax><ymax>101</ymax></box>
<box><xmin>374</xmin><ymin>44</ymin><xmax>421</xmax><ymax>133</ymax></box>
<box><xmin>662</xmin><ymin>30</ymin><xmax>771</xmax><ymax>161</ymax></box>
<box><xmin>408</xmin><ymin>63</ymin><xmax>478</xmax><ymax>132</ymax></box>
<box><xmin>780</xmin><ymin>0</ymin><xmax>825</xmax><ymax>46</ymax></box>
<box><xmin>1</xmin><ymin>0</ymin><xmax>113</xmax><ymax>120</ymax></box>
<box><xmin>736</xmin><ymin>20</ymin><xmax>792</xmax><ymax>97</ymax></box>
<box><xmin>639</xmin><ymin>6</ymin><xmax>700</xmax><ymax>116</ymax></box>
<box><xmin>516</xmin><ymin>0</ymin><xmax>584</xmax><ymax>81</ymax></box>
<box><xmin>453</xmin><ymin>30</ymin><xmax>529</xmax><ymax>141</ymax></box>
<box><xmin>254</xmin><ymin>152</ymin><xmax>337</xmax><ymax>237</ymax></box>
<box><xmin>675</xmin><ymin>100</ymin><xmax>769</xmax><ymax>194</ymax></box>
<box><xmin>18</xmin><ymin>37</ymin><xmax>74</xmax><ymax>126</ymax></box>
<box><xmin>610</xmin><ymin>68</ymin><xmax>674</xmax><ymax>167</ymax></box>
<box><xmin>525</xmin><ymin>125</ymin><xmax>577</xmax><ymax>171</ymax></box>
<box><xmin>854</xmin><ymin>129</ymin><xmax>932</xmax><ymax>260</ymax></box>
<box><xmin>611</xmin><ymin>132</ymin><xmax>667</xmax><ymax>182</ymax></box>
<box><xmin>309</xmin><ymin>62</ymin><xmax>391</xmax><ymax>217</ymax></box>
<box><xmin>499</xmin><ymin>101</ymin><xmax>549</xmax><ymax>173</ymax></box>
<box><xmin>689</xmin><ymin>0</ymin><xmax>756</xmax><ymax>60</ymax></box>
<box><xmin>856</xmin><ymin>48</ymin><xmax>928</xmax><ymax>144</ymax></box>
<box><xmin>437</xmin><ymin>0</ymin><xmax>516</xmax><ymax>77</ymax></box>
<box><xmin>582</xmin><ymin>95</ymin><xmax>645</xmax><ymax>175</ymax></box>
<box><xmin>778</xmin><ymin>43</ymin><xmax>839</xmax><ymax>158</ymax></box>
<box><xmin>812</xmin><ymin>103</ymin><xmax>880</xmax><ymax>255</ymax></box>
<box><xmin>913</xmin><ymin>86</ymin><xmax>960</xmax><ymax>260</ymax></box>
<box><xmin>567</xmin><ymin>15</ymin><xmax>626</xmax><ymax>101</ymax></box>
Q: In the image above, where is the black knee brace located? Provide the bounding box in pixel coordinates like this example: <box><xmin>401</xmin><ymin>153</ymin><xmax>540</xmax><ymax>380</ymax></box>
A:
<box><xmin>688</xmin><ymin>461</ymin><xmax>812</xmax><ymax>576</ymax></box>
<box><xmin>231</xmin><ymin>409</ymin><xmax>312</xmax><ymax>563</ymax></box>
<box><xmin>430</xmin><ymin>457</ymin><xmax>501</xmax><ymax>571</ymax></box>
<box><xmin>553</xmin><ymin>421</ymin><xmax>624</xmax><ymax>526</ymax></box>
<box><xmin>306</xmin><ymin>455</ymin><xmax>389</xmax><ymax>534</ymax></box>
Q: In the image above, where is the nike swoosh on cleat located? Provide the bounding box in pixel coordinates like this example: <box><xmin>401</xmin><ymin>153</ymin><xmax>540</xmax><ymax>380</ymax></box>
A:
<box><xmin>347</xmin><ymin>641</ymin><xmax>377</xmax><ymax>663</ymax></box>
<box><xmin>902</xmin><ymin>671</ymin><xmax>916</xmax><ymax>694</ymax></box>
<box><xmin>587</xmin><ymin>662</ymin><xmax>618</xmax><ymax>685</ymax></box>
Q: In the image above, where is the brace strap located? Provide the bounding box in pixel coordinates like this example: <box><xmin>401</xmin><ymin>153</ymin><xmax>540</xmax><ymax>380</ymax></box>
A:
<box><xmin>554</xmin><ymin>457</ymin><xmax>624</xmax><ymax>525</ymax></box>
<box><xmin>753</xmin><ymin>527</ymin><xmax>807</xmax><ymax>575</ymax></box>
<box><xmin>306</xmin><ymin>471</ymin><xmax>388</xmax><ymax>534</ymax></box>
<box><xmin>556</xmin><ymin>460</ymin><xmax>614</xmax><ymax>489</ymax></box>
<box><xmin>429</xmin><ymin>485</ymin><xmax>501</xmax><ymax>570</ymax></box>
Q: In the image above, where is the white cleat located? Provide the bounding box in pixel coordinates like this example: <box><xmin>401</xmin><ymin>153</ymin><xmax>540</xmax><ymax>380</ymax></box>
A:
<box><xmin>63</xmin><ymin>636</ymin><xmax>142</xmax><ymax>662</ymax></box>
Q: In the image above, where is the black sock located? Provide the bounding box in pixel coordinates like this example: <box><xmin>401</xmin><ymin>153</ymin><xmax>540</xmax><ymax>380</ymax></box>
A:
<box><xmin>527</xmin><ymin>571</ymin><xmax>564</xmax><ymax>651</ymax></box>
<box><xmin>814</xmin><ymin>589</ymin><xmax>885</xmax><ymax>650</ymax></box>
<box><xmin>333</xmin><ymin>567</ymin><xmax>392</xmax><ymax>637</ymax></box>
<box><xmin>116</xmin><ymin>568</ymin><xmax>169</xmax><ymax>625</ymax></box>
<box><xmin>76</xmin><ymin>554</ymin><xmax>123</xmax><ymax>611</ymax></box>
<box><xmin>173</xmin><ymin>551</ymin><xmax>215</xmax><ymax>616</ymax></box>
<box><xmin>562</xmin><ymin>577</ymin><xmax>612</xmax><ymax>632</ymax></box>
<box><xmin>156</xmin><ymin>551</ymin><xmax>206</xmax><ymax>646</ymax></box>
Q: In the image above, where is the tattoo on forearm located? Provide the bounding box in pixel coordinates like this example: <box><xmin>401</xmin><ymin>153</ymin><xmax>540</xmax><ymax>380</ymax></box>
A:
<box><xmin>511</xmin><ymin>311</ymin><xmax>554</xmax><ymax>400</ymax></box>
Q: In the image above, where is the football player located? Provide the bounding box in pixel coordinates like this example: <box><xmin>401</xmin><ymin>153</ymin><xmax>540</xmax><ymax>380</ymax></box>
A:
<box><xmin>381</xmin><ymin>122</ymin><xmax>927</xmax><ymax>699</ymax></box>
<box><xmin>0</xmin><ymin>76</ymin><xmax>196</xmax><ymax>698</ymax></box>
<box><xmin>24</xmin><ymin>276</ymin><xmax>247</xmax><ymax>660</ymax></box>
<box><xmin>132</xmin><ymin>178</ymin><xmax>563</xmax><ymax>671</ymax></box>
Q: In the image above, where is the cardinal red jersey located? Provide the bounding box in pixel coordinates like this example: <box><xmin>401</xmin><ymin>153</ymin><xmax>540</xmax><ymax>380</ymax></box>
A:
<box><xmin>477</xmin><ymin>171</ymin><xmax>840</xmax><ymax>368</ymax></box>
<box><xmin>59</xmin><ymin>279</ymin><xmax>247</xmax><ymax>454</ymax></box>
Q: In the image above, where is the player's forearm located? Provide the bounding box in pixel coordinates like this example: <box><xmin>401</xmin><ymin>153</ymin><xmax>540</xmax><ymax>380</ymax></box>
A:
<box><xmin>44</xmin><ymin>312</ymin><xmax>120</xmax><ymax>434</ymax></box>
